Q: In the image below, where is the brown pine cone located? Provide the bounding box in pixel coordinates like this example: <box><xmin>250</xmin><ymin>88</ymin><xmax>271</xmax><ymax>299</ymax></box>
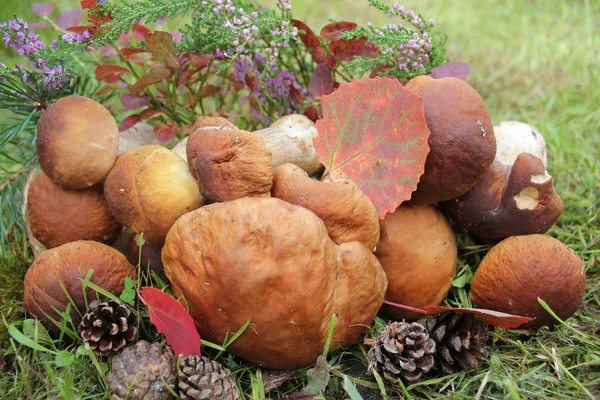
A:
<box><xmin>79</xmin><ymin>299</ymin><xmax>137</xmax><ymax>354</ymax></box>
<box><xmin>178</xmin><ymin>356</ymin><xmax>241</xmax><ymax>400</ymax></box>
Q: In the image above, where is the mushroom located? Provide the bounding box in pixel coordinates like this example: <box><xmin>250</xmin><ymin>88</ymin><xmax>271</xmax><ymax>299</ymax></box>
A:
<box><xmin>104</xmin><ymin>145</ymin><xmax>204</xmax><ymax>244</ymax></box>
<box><xmin>494</xmin><ymin>121</ymin><xmax>547</xmax><ymax>168</ymax></box>
<box><xmin>126</xmin><ymin>234</ymin><xmax>167</xmax><ymax>283</ymax></box>
<box><xmin>271</xmin><ymin>163</ymin><xmax>379</xmax><ymax>250</ymax></box>
<box><xmin>470</xmin><ymin>235</ymin><xmax>585</xmax><ymax>329</ymax></box>
<box><xmin>118</xmin><ymin>122</ymin><xmax>161</xmax><ymax>155</ymax></box>
<box><xmin>162</xmin><ymin>197</ymin><xmax>387</xmax><ymax>369</ymax></box>
<box><xmin>186</xmin><ymin>118</ymin><xmax>273</xmax><ymax>203</ymax></box>
<box><xmin>375</xmin><ymin>204</ymin><xmax>457</xmax><ymax>320</ymax></box>
<box><xmin>27</xmin><ymin>170</ymin><xmax>122</xmax><ymax>249</ymax></box>
<box><xmin>24</xmin><ymin>240</ymin><xmax>136</xmax><ymax>328</ymax></box>
<box><xmin>441</xmin><ymin>153</ymin><xmax>563</xmax><ymax>242</ymax></box>
<box><xmin>253</xmin><ymin>114</ymin><xmax>323</xmax><ymax>176</ymax></box>
<box><xmin>171</xmin><ymin>137</ymin><xmax>188</xmax><ymax>161</ymax></box>
<box><xmin>405</xmin><ymin>76</ymin><xmax>496</xmax><ymax>205</ymax></box>
<box><xmin>37</xmin><ymin>95</ymin><xmax>119</xmax><ymax>189</ymax></box>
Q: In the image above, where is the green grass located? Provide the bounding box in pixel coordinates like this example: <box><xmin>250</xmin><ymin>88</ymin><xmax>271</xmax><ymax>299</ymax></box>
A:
<box><xmin>1</xmin><ymin>0</ymin><xmax>599</xmax><ymax>399</ymax></box>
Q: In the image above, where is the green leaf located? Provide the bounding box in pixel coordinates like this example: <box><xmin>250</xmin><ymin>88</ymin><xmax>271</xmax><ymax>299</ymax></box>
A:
<box><xmin>119</xmin><ymin>276</ymin><xmax>136</xmax><ymax>306</ymax></box>
<box><xmin>8</xmin><ymin>324</ymin><xmax>56</xmax><ymax>354</ymax></box>
<box><xmin>55</xmin><ymin>350</ymin><xmax>75</xmax><ymax>367</ymax></box>
<box><xmin>342</xmin><ymin>375</ymin><xmax>364</xmax><ymax>400</ymax></box>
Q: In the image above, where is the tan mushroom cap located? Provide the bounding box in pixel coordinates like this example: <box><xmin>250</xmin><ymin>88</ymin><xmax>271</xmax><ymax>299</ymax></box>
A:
<box><xmin>27</xmin><ymin>170</ymin><xmax>122</xmax><ymax>249</ymax></box>
<box><xmin>162</xmin><ymin>197</ymin><xmax>387</xmax><ymax>369</ymax></box>
<box><xmin>470</xmin><ymin>235</ymin><xmax>585</xmax><ymax>329</ymax></box>
<box><xmin>271</xmin><ymin>163</ymin><xmax>380</xmax><ymax>250</ymax></box>
<box><xmin>186</xmin><ymin>118</ymin><xmax>273</xmax><ymax>203</ymax></box>
<box><xmin>24</xmin><ymin>241</ymin><xmax>136</xmax><ymax>328</ymax></box>
<box><xmin>406</xmin><ymin>76</ymin><xmax>496</xmax><ymax>205</ymax></box>
<box><xmin>37</xmin><ymin>96</ymin><xmax>119</xmax><ymax>189</ymax></box>
<box><xmin>104</xmin><ymin>145</ymin><xmax>204</xmax><ymax>244</ymax></box>
<box><xmin>375</xmin><ymin>204</ymin><xmax>457</xmax><ymax>320</ymax></box>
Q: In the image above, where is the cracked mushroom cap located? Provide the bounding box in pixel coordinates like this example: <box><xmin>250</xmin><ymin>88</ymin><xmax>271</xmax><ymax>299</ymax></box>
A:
<box><xmin>442</xmin><ymin>153</ymin><xmax>563</xmax><ymax>243</ymax></box>
<box><xmin>162</xmin><ymin>197</ymin><xmax>387</xmax><ymax>369</ymax></box>
<box><xmin>37</xmin><ymin>96</ymin><xmax>119</xmax><ymax>189</ymax></box>
<box><xmin>470</xmin><ymin>235</ymin><xmax>586</xmax><ymax>329</ymax></box>
<box><xmin>24</xmin><ymin>241</ymin><xmax>136</xmax><ymax>328</ymax></box>
<box><xmin>104</xmin><ymin>145</ymin><xmax>204</xmax><ymax>244</ymax></box>
<box><xmin>27</xmin><ymin>170</ymin><xmax>122</xmax><ymax>249</ymax></box>
<box><xmin>375</xmin><ymin>204</ymin><xmax>457</xmax><ymax>320</ymax></box>
<box><xmin>406</xmin><ymin>76</ymin><xmax>496</xmax><ymax>205</ymax></box>
<box><xmin>271</xmin><ymin>163</ymin><xmax>379</xmax><ymax>250</ymax></box>
<box><xmin>186</xmin><ymin>118</ymin><xmax>273</xmax><ymax>203</ymax></box>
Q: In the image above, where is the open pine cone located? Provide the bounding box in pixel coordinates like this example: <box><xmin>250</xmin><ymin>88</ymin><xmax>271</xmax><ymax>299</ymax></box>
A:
<box><xmin>178</xmin><ymin>356</ymin><xmax>241</xmax><ymax>400</ymax></box>
<box><xmin>367</xmin><ymin>321</ymin><xmax>436</xmax><ymax>384</ymax></box>
<box><xmin>79</xmin><ymin>299</ymin><xmax>137</xmax><ymax>354</ymax></box>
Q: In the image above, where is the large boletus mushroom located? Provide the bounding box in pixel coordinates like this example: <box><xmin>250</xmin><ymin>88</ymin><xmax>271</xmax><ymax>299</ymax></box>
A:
<box><xmin>405</xmin><ymin>76</ymin><xmax>496</xmax><ymax>205</ymax></box>
<box><xmin>162</xmin><ymin>197</ymin><xmax>387</xmax><ymax>369</ymax></box>
<box><xmin>37</xmin><ymin>96</ymin><xmax>119</xmax><ymax>189</ymax></box>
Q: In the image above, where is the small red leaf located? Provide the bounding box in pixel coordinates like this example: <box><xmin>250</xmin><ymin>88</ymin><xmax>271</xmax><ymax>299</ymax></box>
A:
<box><xmin>139</xmin><ymin>287</ymin><xmax>201</xmax><ymax>357</ymax></box>
<box><xmin>67</xmin><ymin>25</ymin><xmax>95</xmax><ymax>35</ymax></box>
<box><xmin>129</xmin><ymin>66</ymin><xmax>171</xmax><ymax>93</ymax></box>
<box><xmin>119</xmin><ymin>114</ymin><xmax>140</xmax><ymax>132</ymax></box>
<box><xmin>309</xmin><ymin>64</ymin><xmax>334</xmax><ymax>98</ymax></box>
<box><xmin>140</xmin><ymin>108</ymin><xmax>165</xmax><ymax>120</ymax></box>
<box><xmin>57</xmin><ymin>9</ymin><xmax>82</xmax><ymax>30</ymax></box>
<box><xmin>81</xmin><ymin>0</ymin><xmax>99</xmax><ymax>10</ymax></box>
<box><xmin>329</xmin><ymin>38</ymin><xmax>380</xmax><ymax>62</ymax></box>
<box><xmin>155</xmin><ymin>120</ymin><xmax>178</xmax><ymax>143</ymax></box>
<box><xmin>320</xmin><ymin>21</ymin><xmax>357</xmax><ymax>41</ymax></box>
<box><xmin>32</xmin><ymin>3</ymin><xmax>54</xmax><ymax>18</ymax></box>
<box><xmin>146</xmin><ymin>31</ymin><xmax>178</xmax><ymax>70</ymax></box>
<box><xmin>198</xmin><ymin>84</ymin><xmax>220</xmax><ymax>98</ymax></box>
<box><xmin>314</xmin><ymin>77</ymin><xmax>431</xmax><ymax>218</ymax></box>
<box><xmin>311</xmin><ymin>47</ymin><xmax>337</xmax><ymax>68</ymax></box>
<box><xmin>121</xmin><ymin>93</ymin><xmax>151</xmax><ymax>110</ymax></box>
<box><xmin>292</xmin><ymin>20</ymin><xmax>320</xmax><ymax>49</ymax></box>
<box><xmin>423</xmin><ymin>306</ymin><xmax>536</xmax><ymax>329</ymax></box>
<box><xmin>431</xmin><ymin>62</ymin><xmax>471</xmax><ymax>81</ymax></box>
<box><xmin>95</xmin><ymin>64</ymin><xmax>130</xmax><ymax>83</ymax></box>
<box><xmin>120</xmin><ymin>47</ymin><xmax>149</xmax><ymax>58</ymax></box>
<box><xmin>132</xmin><ymin>25</ymin><xmax>151</xmax><ymax>41</ymax></box>
<box><xmin>304</xmin><ymin>106</ymin><xmax>319</xmax><ymax>122</ymax></box>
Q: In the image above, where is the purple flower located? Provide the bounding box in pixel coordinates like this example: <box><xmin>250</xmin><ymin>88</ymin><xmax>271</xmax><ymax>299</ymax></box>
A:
<box><xmin>8</xmin><ymin>20</ymin><xmax>19</xmax><ymax>30</ymax></box>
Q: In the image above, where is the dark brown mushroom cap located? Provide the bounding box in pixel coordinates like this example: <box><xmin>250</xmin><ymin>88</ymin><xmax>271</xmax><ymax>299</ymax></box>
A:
<box><xmin>186</xmin><ymin>118</ymin><xmax>273</xmax><ymax>203</ymax></box>
<box><xmin>406</xmin><ymin>76</ymin><xmax>496</xmax><ymax>205</ymax></box>
<box><xmin>27</xmin><ymin>170</ymin><xmax>122</xmax><ymax>249</ymax></box>
<box><xmin>162</xmin><ymin>197</ymin><xmax>387</xmax><ymax>369</ymax></box>
<box><xmin>441</xmin><ymin>153</ymin><xmax>563</xmax><ymax>242</ymax></box>
<box><xmin>37</xmin><ymin>96</ymin><xmax>119</xmax><ymax>189</ymax></box>
<box><xmin>271</xmin><ymin>163</ymin><xmax>380</xmax><ymax>250</ymax></box>
<box><xmin>470</xmin><ymin>235</ymin><xmax>585</xmax><ymax>329</ymax></box>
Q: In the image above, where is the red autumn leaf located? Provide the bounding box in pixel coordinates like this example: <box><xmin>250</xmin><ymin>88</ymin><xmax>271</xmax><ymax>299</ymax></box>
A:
<box><xmin>132</xmin><ymin>25</ymin><xmax>151</xmax><ymax>41</ymax></box>
<box><xmin>320</xmin><ymin>21</ymin><xmax>358</xmax><ymax>41</ymax></box>
<box><xmin>139</xmin><ymin>287</ymin><xmax>201</xmax><ymax>357</ymax></box>
<box><xmin>121</xmin><ymin>93</ymin><xmax>151</xmax><ymax>110</ymax></box>
<box><xmin>314</xmin><ymin>77</ymin><xmax>430</xmax><ymax>218</ymax></box>
<box><xmin>423</xmin><ymin>306</ymin><xmax>535</xmax><ymax>329</ymax></box>
<box><xmin>369</xmin><ymin>64</ymin><xmax>395</xmax><ymax>78</ymax></box>
<box><xmin>140</xmin><ymin>108</ymin><xmax>165</xmax><ymax>120</ymax></box>
<box><xmin>312</xmin><ymin>47</ymin><xmax>337</xmax><ymax>68</ymax></box>
<box><xmin>146</xmin><ymin>31</ymin><xmax>178</xmax><ymax>70</ymax></box>
<box><xmin>81</xmin><ymin>0</ymin><xmax>99</xmax><ymax>10</ymax></box>
<box><xmin>154</xmin><ymin>120</ymin><xmax>179</xmax><ymax>143</ymax></box>
<box><xmin>57</xmin><ymin>9</ymin><xmax>82</xmax><ymax>30</ymax></box>
<box><xmin>67</xmin><ymin>25</ymin><xmax>96</xmax><ymax>35</ymax></box>
<box><xmin>129</xmin><ymin>66</ymin><xmax>171</xmax><ymax>93</ymax></box>
<box><xmin>96</xmin><ymin>85</ymin><xmax>118</xmax><ymax>95</ymax></box>
<box><xmin>431</xmin><ymin>61</ymin><xmax>471</xmax><ymax>81</ymax></box>
<box><xmin>329</xmin><ymin>38</ymin><xmax>380</xmax><ymax>62</ymax></box>
<box><xmin>32</xmin><ymin>3</ymin><xmax>54</xmax><ymax>18</ymax></box>
<box><xmin>289</xmin><ymin>86</ymin><xmax>304</xmax><ymax>105</ymax></box>
<box><xmin>309</xmin><ymin>64</ymin><xmax>334</xmax><ymax>98</ymax></box>
<box><xmin>291</xmin><ymin>19</ymin><xmax>320</xmax><ymax>50</ymax></box>
<box><xmin>304</xmin><ymin>105</ymin><xmax>319</xmax><ymax>122</ymax></box>
<box><xmin>198</xmin><ymin>84</ymin><xmax>220</xmax><ymax>98</ymax></box>
<box><xmin>120</xmin><ymin>47</ymin><xmax>149</xmax><ymax>58</ymax></box>
<box><xmin>95</xmin><ymin>64</ymin><xmax>129</xmax><ymax>83</ymax></box>
<box><xmin>81</xmin><ymin>0</ymin><xmax>111</xmax><ymax>30</ymax></box>
<box><xmin>119</xmin><ymin>114</ymin><xmax>140</xmax><ymax>132</ymax></box>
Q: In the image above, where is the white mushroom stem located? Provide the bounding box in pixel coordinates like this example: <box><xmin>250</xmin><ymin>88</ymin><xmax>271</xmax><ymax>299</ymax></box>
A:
<box><xmin>494</xmin><ymin>121</ymin><xmax>548</xmax><ymax>168</ymax></box>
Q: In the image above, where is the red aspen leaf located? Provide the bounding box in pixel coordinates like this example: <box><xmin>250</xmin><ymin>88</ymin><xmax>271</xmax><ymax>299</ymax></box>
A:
<box><xmin>119</xmin><ymin>114</ymin><xmax>140</xmax><ymax>132</ymax></box>
<box><xmin>329</xmin><ymin>38</ymin><xmax>380</xmax><ymax>62</ymax></box>
<box><xmin>198</xmin><ymin>84</ymin><xmax>220</xmax><ymax>98</ymax></box>
<box><xmin>119</xmin><ymin>32</ymin><xmax>131</xmax><ymax>45</ymax></box>
<box><xmin>311</xmin><ymin>47</ymin><xmax>337</xmax><ymax>68</ymax></box>
<box><xmin>132</xmin><ymin>25</ymin><xmax>151</xmax><ymax>41</ymax></box>
<box><xmin>320</xmin><ymin>21</ymin><xmax>357</xmax><ymax>41</ymax></box>
<box><xmin>140</xmin><ymin>108</ymin><xmax>165</xmax><ymax>120</ymax></box>
<box><xmin>120</xmin><ymin>47</ymin><xmax>149</xmax><ymax>58</ymax></box>
<box><xmin>95</xmin><ymin>64</ymin><xmax>129</xmax><ymax>83</ymax></box>
<box><xmin>423</xmin><ymin>306</ymin><xmax>535</xmax><ymax>329</ymax></box>
<box><xmin>32</xmin><ymin>3</ymin><xmax>54</xmax><ymax>18</ymax></box>
<box><xmin>146</xmin><ymin>31</ymin><xmax>178</xmax><ymax>70</ymax></box>
<box><xmin>291</xmin><ymin>19</ymin><xmax>320</xmax><ymax>50</ymax></box>
<box><xmin>129</xmin><ymin>66</ymin><xmax>171</xmax><ymax>93</ymax></box>
<box><xmin>309</xmin><ymin>64</ymin><xmax>334</xmax><ymax>98</ymax></box>
<box><xmin>139</xmin><ymin>287</ymin><xmax>201</xmax><ymax>357</ymax></box>
<box><xmin>57</xmin><ymin>9</ymin><xmax>82</xmax><ymax>29</ymax></box>
<box><xmin>369</xmin><ymin>64</ymin><xmax>395</xmax><ymax>78</ymax></box>
<box><xmin>154</xmin><ymin>120</ymin><xmax>179</xmax><ymax>143</ymax></box>
<box><xmin>314</xmin><ymin>77</ymin><xmax>430</xmax><ymax>218</ymax></box>
<box><xmin>289</xmin><ymin>86</ymin><xmax>304</xmax><ymax>105</ymax></box>
<box><xmin>431</xmin><ymin>61</ymin><xmax>471</xmax><ymax>81</ymax></box>
<box><xmin>121</xmin><ymin>93</ymin><xmax>151</xmax><ymax>110</ymax></box>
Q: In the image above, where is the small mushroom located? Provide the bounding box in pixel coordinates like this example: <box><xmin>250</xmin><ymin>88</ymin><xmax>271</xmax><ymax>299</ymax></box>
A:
<box><xmin>37</xmin><ymin>95</ymin><xmax>119</xmax><ymax>189</ymax></box>
<box><xmin>118</xmin><ymin>122</ymin><xmax>161</xmax><ymax>155</ymax></box>
<box><xmin>470</xmin><ymin>235</ymin><xmax>585</xmax><ymax>329</ymax></box>
<box><xmin>104</xmin><ymin>145</ymin><xmax>204</xmax><ymax>244</ymax></box>
<box><xmin>126</xmin><ymin>234</ymin><xmax>167</xmax><ymax>283</ymax></box>
<box><xmin>405</xmin><ymin>76</ymin><xmax>496</xmax><ymax>205</ymax></box>
<box><xmin>186</xmin><ymin>118</ymin><xmax>273</xmax><ymax>203</ymax></box>
<box><xmin>253</xmin><ymin>114</ymin><xmax>323</xmax><ymax>176</ymax></box>
<box><xmin>375</xmin><ymin>204</ymin><xmax>457</xmax><ymax>320</ymax></box>
<box><xmin>441</xmin><ymin>153</ymin><xmax>563</xmax><ymax>242</ymax></box>
<box><xmin>494</xmin><ymin>121</ymin><xmax>547</xmax><ymax>168</ymax></box>
<box><xmin>271</xmin><ymin>163</ymin><xmax>379</xmax><ymax>250</ymax></box>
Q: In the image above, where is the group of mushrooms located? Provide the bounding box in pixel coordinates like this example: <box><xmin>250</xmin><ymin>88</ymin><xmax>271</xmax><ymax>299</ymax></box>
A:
<box><xmin>22</xmin><ymin>75</ymin><xmax>585</xmax><ymax>369</ymax></box>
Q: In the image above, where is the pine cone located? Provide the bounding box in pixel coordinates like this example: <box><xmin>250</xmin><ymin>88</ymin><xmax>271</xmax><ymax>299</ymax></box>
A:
<box><xmin>109</xmin><ymin>340</ymin><xmax>176</xmax><ymax>400</ymax></box>
<box><xmin>79</xmin><ymin>299</ymin><xmax>137</xmax><ymax>355</ymax></box>
<box><xmin>178</xmin><ymin>356</ymin><xmax>241</xmax><ymax>400</ymax></box>
<box><xmin>422</xmin><ymin>312</ymin><xmax>490</xmax><ymax>374</ymax></box>
<box><xmin>367</xmin><ymin>321</ymin><xmax>436</xmax><ymax>384</ymax></box>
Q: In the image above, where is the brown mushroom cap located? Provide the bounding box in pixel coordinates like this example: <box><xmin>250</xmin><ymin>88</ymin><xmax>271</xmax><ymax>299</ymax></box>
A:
<box><xmin>186</xmin><ymin>118</ymin><xmax>273</xmax><ymax>203</ymax></box>
<box><xmin>24</xmin><ymin>240</ymin><xmax>136</xmax><ymax>328</ymax></box>
<box><xmin>406</xmin><ymin>76</ymin><xmax>496</xmax><ymax>205</ymax></box>
<box><xmin>37</xmin><ymin>96</ymin><xmax>119</xmax><ymax>189</ymax></box>
<box><xmin>104</xmin><ymin>145</ymin><xmax>204</xmax><ymax>244</ymax></box>
<box><xmin>470</xmin><ymin>235</ymin><xmax>585</xmax><ymax>329</ymax></box>
<box><xmin>271</xmin><ymin>163</ymin><xmax>380</xmax><ymax>250</ymax></box>
<box><xmin>441</xmin><ymin>153</ymin><xmax>563</xmax><ymax>242</ymax></box>
<box><xmin>162</xmin><ymin>197</ymin><xmax>387</xmax><ymax>369</ymax></box>
<box><xmin>375</xmin><ymin>204</ymin><xmax>457</xmax><ymax>320</ymax></box>
<box><xmin>27</xmin><ymin>170</ymin><xmax>122</xmax><ymax>249</ymax></box>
